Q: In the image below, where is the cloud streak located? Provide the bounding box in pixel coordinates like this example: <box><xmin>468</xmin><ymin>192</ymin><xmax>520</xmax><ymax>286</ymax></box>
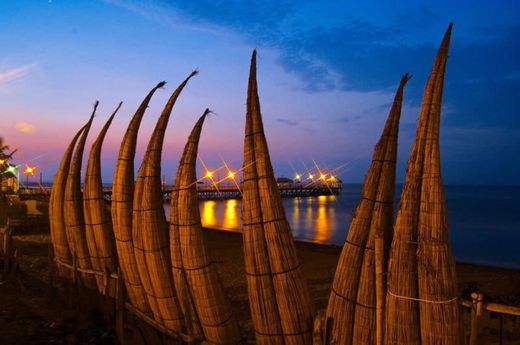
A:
<box><xmin>0</xmin><ymin>63</ymin><xmax>38</xmax><ymax>83</ymax></box>
<box><xmin>277</xmin><ymin>118</ymin><xmax>298</xmax><ymax>126</ymax></box>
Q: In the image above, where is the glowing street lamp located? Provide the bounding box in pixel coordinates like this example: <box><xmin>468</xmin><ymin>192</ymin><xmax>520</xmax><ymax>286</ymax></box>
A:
<box><xmin>308</xmin><ymin>173</ymin><xmax>314</xmax><ymax>180</ymax></box>
<box><xmin>227</xmin><ymin>171</ymin><xmax>236</xmax><ymax>179</ymax></box>
<box><xmin>23</xmin><ymin>164</ymin><xmax>36</xmax><ymax>188</ymax></box>
<box><xmin>319</xmin><ymin>173</ymin><xmax>327</xmax><ymax>180</ymax></box>
<box><xmin>205</xmin><ymin>170</ymin><xmax>213</xmax><ymax>179</ymax></box>
<box><xmin>295</xmin><ymin>173</ymin><xmax>301</xmax><ymax>182</ymax></box>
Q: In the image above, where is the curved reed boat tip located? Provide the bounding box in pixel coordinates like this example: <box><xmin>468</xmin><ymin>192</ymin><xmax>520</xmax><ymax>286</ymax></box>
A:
<box><xmin>326</xmin><ymin>72</ymin><xmax>407</xmax><ymax>345</ymax></box>
<box><xmin>243</xmin><ymin>48</ymin><xmax>315</xmax><ymax>344</ymax></box>
<box><xmin>49</xmin><ymin>124</ymin><xmax>87</xmax><ymax>270</ymax></box>
<box><xmin>83</xmin><ymin>103</ymin><xmax>121</xmax><ymax>295</ymax></box>
<box><xmin>170</xmin><ymin>110</ymin><xmax>240</xmax><ymax>343</ymax></box>
<box><xmin>63</xmin><ymin>103</ymin><xmax>98</xmax><ymax>289</ymax></box>
<box><xmin>385</xmin><ymin>23</ymin><xmax>461</xmax><ymax>345</ymax></box>
<box><xmin>133</xmin><ymin>70</ymin><xmax>197</xmax><ymax>332</ymax></box>
<box><xmin>112</xmin><ymin>82</ymin><xmax>167</xmax><ymax>316</ymax></box>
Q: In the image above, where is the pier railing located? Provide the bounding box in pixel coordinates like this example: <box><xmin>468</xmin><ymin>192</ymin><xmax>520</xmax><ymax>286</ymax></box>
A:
<box><xmin>15</xmin><ymin>182</ymin><xmax>343</xmax><ymax>201</ymax></box>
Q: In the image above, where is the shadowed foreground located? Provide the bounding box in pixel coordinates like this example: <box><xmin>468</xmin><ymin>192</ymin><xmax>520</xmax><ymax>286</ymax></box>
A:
<box><xmin>0</xmin><ymin>227</ymin><xmax>519</xmax><ymax>344</ymax></box>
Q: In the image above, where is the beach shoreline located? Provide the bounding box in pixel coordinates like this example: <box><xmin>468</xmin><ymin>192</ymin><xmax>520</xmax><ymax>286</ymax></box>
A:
<box><xmin>0</xmin><ymin>225</ymin><xmax>519</xmax><ymax>344</ymax></box>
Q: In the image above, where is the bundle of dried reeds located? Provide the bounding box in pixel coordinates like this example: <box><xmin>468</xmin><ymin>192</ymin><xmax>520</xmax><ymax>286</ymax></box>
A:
<box><xmin>64</xmin><ymin>102</ymin><xmax>97</xmax><ymax>288</ymax></box>
<box><xmin>112</xmin><ymin>81</ymin><xmax>165</xmax><ymax>315</ymax></box>
<box><xmin>49</xmin><ymin>123</ymin><xmax>86</xmax><ymax>274</ymax></box>
<box><xmin>385</xmin><ymin>23</ymin><xmax>462</xmax><ymax>345</ymax></box>
<box><xmin>83</xmin><ymin>103</ymin><xmax>121</xmax><ymax>296</ymax></box>
<box><xmin>242</xmin><ymin>50</ymin><xmax>314</xmax><ymax>345</ymax></box>
<box><xmin>416</xmin><ymin>23</ymin><xmax>462</xmax><ymax>345</ymax></box>
<box><xmin>133</xmin><ymin>71</ymin><xmax>197</xmax><ymax>332</ymax></box>
<box><xmin>170</xmin><ymin>109</ymin><xmax>240</xmax><ymax>344</ymax></box>
<box><xmin>326</xmin><ymin>74</ymin><xmax>409</xmax><ymax>345</ymax></box>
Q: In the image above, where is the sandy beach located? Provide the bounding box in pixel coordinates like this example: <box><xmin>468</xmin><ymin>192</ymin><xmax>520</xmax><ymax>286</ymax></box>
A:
<box><xmin>1</xmin><ymin>225</ymin><xmax>519</xmax><ymax>344</ymax></box>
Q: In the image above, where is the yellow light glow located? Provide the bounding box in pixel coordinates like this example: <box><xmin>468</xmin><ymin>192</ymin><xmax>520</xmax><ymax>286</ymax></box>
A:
<box><xmin>228</xmin><ymin>171</ymin><xmax>235</xmax><ymax>179</ymax></box>
<box><xmin>223</xmin><ymin>199</ymin><xmax>239</xmax><ymax>230</ymax></box>
<box><xmin>308</xmin><ymin>174</ymin><xmax>314</xmax><ymax>179</ymax></box>
<box><xmin>205</xmin><ymin>171</ymin><xmax>213</xmax><ymax>178</ymax></box>
<box><xmin>320</xmin><ymin>173</ymin><xmax>326</xmax><ymax>180</ymax></box>
<box><xmin>201</xmin><ymin>201</ymin><xmax>217</xmax><ymax>227</ymax></box>
<box><xmin>330</xmin><ymin>175</ymin><xmax>337</xmax><ymax>181</ymax></box>
<box><xmin>23</xmin><ymin>165</ymin><xmax>36</xmax><ymax>175</ymax></box>
<box><xmin>295</xmin><ymin>174</ymin><xmax>301</xmax><ymax>180</ymax></box>
<box><xmin>0</xmin><ymin>159</ymin><xmax>5</xmax><ymax>164</ymax></box>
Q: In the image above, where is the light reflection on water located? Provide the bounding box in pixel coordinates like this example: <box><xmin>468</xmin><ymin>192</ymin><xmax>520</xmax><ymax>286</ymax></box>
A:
<box><xmin>165</xmin><ymin>193</ymin><xmax>353</xmax><ymax>245</ymax></box>
<box><xmin>162</xmin><ymin>184</ymin><xmax>520</xmax><ymax>268</ymax></box>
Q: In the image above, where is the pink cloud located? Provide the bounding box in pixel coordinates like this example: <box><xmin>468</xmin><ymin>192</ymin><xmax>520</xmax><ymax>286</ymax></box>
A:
<box><xmin>0</xmin><ymin>63</ymin><xmax>38</xmax><ymax>82</ymax></box>
<box><xmin>15</xmin><ymin>121</ymin><xmax>36</xmax><ymax>134</ymax></box>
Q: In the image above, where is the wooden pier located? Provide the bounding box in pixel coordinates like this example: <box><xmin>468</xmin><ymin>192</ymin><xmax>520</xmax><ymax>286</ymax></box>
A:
<box><xmin>18</xmin><ymin>181</ymin><xmax>342</xmax><ymax>201</ymax></box>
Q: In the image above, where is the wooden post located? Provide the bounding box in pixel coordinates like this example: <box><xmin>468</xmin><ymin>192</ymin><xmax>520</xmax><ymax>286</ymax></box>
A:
<box><xmin>2</xmin><ymin>220</ymin><xmax>11</xmax><ymax>275</ymax></box>
<box><xmin>498</xmin><ymin>314</ymin><xmax>503</xmax><ymax>345</ymax></box>
<box><xmin>7</xmin><ymin>249</ymin><xmax>19</xmax><ymax>280</ymax></box>
<box><xmin>102</xmin><ymin>268</ymin><xmax>108</xmax><ymax>297</ymax></box>
<box><xmin>115</xmin><ymin>267</ymin><xmax>125</xmax><ymax>344</ymax></box>
<box><xmin>1</xmin><ymin>228</ymin><xmax>6</xmax><ymax>274</ymax></box>
<box><xmin>312</xmin><ymin>310</ymin><xmax>329</xmax><ymax>345</ymax></box>
<box><xmin>469</xmin><ymin>292</ymin><xmax>484</xmax><ymax>345</ymax></box>
<box><xmin>71</xmin><ymin>252</ymin><xmax>78</xmax><ymax>309</ymax></box>
<box><xmin>47</xmin><ymin>244</ymin><xmax>55</xmax><ymax>304</ymax></box>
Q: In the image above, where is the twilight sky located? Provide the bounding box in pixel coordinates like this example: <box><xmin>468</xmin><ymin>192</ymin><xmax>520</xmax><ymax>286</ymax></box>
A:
<box><xmin>0</xmin><ymin>0</ymin><xmax>519</xmax><ymax>185</ymax></box>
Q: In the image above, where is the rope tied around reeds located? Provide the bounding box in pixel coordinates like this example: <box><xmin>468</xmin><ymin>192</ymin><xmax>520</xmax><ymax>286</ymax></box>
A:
<box><xmin>84</xmin><ymin>220</ymin><xmax>111</xmax><ymax>227</ymax></box>
<box><xmin>330</xmin><ymin>287</ymin><xmax>377</xmax><ymax>309</ymax></box>
<box><xmin>82</xmin><ymin>196</ymin><xmax>108</xmax><ymax>202</ymax></box>
<box><xmin>371</xmin><ymin>158</ymin><xmax>397</xmax><ymax>163</ymax></box>
<box><xmin>242</xmin><ymin>216</ymin><xmax>287</xmax><ymax>227</ymax></box>
<box><xmin>360</xmin><ymin>196</ymin><xmax>393</xmax><ymax>204</ymax></box>
<box><xmin>171</xmin><ymin>260</ymin><xmax>213</xmax><ymax>271</ymax></box>
<box><xmin>244</xmin><ymin>129</ymin><xmax>266</xmax><ymax>138</ymax></box>
<box><xmin>254</xmin><ymin>327</ymin><xmax>313</xmax><ymax>337</ymax></box>
<box><xmin>241</xmin><ymin>173</ymin><xmax>275</xmax><ymax>183</ymax></box>
<box><xmin>133</xmin><ymin>244</ymin><xmax>170</xmax><ymax>252</ymax></box>
<box><xmin>344</xmin><ymin>239</ymin><xmax>375</xmax><ymax>251</ymax></box>
<box><xmin>245</xmin><ymin>262</ymin><xmax>302</xmax><ymax>277</ymax></box>
<box><xmin>387</xmin><ymin>290</ymin><xmax>458</xmax><ymax>304</ymax></box>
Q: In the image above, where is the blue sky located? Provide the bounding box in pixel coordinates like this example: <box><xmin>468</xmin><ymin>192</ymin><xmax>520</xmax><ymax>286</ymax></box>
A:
<box><xmin>0</xmin><ymin>0</ymin><xmax>518</xmax><ymax>185</ymax></box>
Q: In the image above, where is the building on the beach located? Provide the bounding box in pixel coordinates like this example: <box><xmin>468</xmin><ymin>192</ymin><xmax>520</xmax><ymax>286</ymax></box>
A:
<box><xmin>1</xmin><ymin>165</ymin><xmax>20</xmax><ymax>193</ymax></box>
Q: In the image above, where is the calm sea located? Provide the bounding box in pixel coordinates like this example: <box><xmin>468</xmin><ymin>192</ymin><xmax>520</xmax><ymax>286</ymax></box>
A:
<box><xmin>164</xmin><ymin>184</ymin><xmax>520</xmax><ymax>269</ymax></box>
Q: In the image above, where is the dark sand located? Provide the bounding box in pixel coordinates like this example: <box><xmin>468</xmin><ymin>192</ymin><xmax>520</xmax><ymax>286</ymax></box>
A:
<box><xmin>1</xmin><ymin>227</ymin><xmax>519</xmax><ymax>344</ymax></box>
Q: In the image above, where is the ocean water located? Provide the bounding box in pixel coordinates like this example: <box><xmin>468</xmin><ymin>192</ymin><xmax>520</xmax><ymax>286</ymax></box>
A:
<box><xmin>165</xmin><ymin>184</ymin><xmax>520</xmax><ymax>269</ymax></box>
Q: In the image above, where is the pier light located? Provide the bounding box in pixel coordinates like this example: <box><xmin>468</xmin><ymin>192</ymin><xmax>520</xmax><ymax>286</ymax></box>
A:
<box><xmin>24</xmin><ymin>165</ymin><xmax>36</xmax><ymax>176</ymax></box>
<box><xmin>0</xmin><ymin>159</ymin><xmax>5</xmax><ymax>165</ymax></box>
<box><xmin>330</xmin><ymin>175</ymin><xmax>337</xmax><ymax>182</ymax></box>
<box><xmin>319</xmin><ymin>173</ymin><xmax>326</xmax><ymax>180</ymax></box>
<box><xmin>308</xmin><ymin>173</ymin><xmax>314</xmax><ymax>180</ymax></box>
<box><xmin>295</xmin><ymin>174</ymin><xmax>301</xmax><ymax>181</ymax></box>
<box><xmin>23</xmin><ymin>165</ymin><xmax>36</xmax><ymax>188</ymax></box>
<box><xmin>205</xmin><ymin>170</ymin><xmax>213</xmax><ymax>178</ymax></box>
<box><xmin>228</xmin><ymin>171</ymin><xmax>236</xmax><ymax>179</ymax></box>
